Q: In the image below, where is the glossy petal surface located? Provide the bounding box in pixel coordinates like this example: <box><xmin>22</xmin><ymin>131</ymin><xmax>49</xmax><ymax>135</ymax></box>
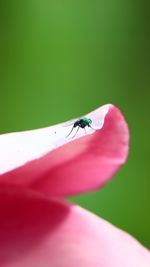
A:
<box><xmin>0</xmin><ymin>104</ymin><xmax>129</xmax><ymax>196</ymax></box>
<box><xmin>0</xmin><ymin>186</ymin><xmax>149</xmax><ymax>267</ymax></box>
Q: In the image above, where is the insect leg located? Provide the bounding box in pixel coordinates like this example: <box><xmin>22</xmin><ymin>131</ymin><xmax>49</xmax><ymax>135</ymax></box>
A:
<box><xmin>72</xmin><ymin>126</ymin><xmax>80</xmax><ymax>138</ymax></box>
<box><xmin>66</xmin><ymin>125</ymin><xmax>75</xmax><ymax>138</ymax></box>
<box><xmin>89</xmin><ymin>125</ymin><xmax>97</xmax><ymax>130</ymax></box>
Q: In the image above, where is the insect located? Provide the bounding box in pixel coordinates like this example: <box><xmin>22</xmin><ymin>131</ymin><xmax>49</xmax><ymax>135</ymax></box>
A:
<box><xmin>66</xmin><ymin>118</ymin><xmax>95</xmax><ymax>138</ymax></box>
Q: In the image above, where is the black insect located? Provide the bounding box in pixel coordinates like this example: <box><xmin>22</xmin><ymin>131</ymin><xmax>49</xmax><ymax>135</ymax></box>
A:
<box><xmin>66</xmin><ymin>117</ymin><xmax>94</xmax><ymax>138</ymax></box>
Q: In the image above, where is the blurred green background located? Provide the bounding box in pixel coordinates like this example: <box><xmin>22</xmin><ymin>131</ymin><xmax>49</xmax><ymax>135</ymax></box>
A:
<box><xmin>0</xmin><ymin>1</ymin><xmax>150</xmax><ymax>248</ymax></box>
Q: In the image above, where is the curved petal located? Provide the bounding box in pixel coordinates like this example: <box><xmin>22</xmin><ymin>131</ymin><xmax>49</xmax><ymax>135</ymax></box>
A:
<box><xmin>0</xmin><ymin>186</ymin><xmax>149</xmax><ymax>267</ymax></box>
<box><xmin>0</xmin><ymin>104</ymin><xmax>129</xmax><ymax>196</ymax></box>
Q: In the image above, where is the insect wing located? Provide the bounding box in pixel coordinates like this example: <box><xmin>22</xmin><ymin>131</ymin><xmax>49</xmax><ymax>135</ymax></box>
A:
<box><xmin>62</xmin><ymin>118</ymin><xmax>80</xmax><ymax>127</ymax></box>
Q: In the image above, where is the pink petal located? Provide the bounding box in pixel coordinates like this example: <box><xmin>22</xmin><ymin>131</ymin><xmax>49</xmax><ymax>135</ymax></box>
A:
<box><xmin>0</xmin><ymin>186</ymin><xmax>149</xmax><ymax>267</ymax></box>
<box><xmin>0</xmin><ymin>104</ymin><xmax>129</xmax><ymax>196</ymax></box>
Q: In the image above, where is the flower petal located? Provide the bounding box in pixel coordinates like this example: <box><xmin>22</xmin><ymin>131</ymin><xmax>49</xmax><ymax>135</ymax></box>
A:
<box><xmin>0</xmin><ymin>104</ymin><xmax>129</xmax><ymax>196</ymax></box>
<box><xmin>0</xmin><ymin>186</ymin><xmax>149</xmax><ymax>267</ymax></box>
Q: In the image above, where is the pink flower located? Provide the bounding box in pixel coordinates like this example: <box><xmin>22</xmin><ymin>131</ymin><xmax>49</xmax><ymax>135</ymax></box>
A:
<box><xmin>0</xmin><ymin>104</ymin><xmax>149</xmax><ymax>267</ymax></box>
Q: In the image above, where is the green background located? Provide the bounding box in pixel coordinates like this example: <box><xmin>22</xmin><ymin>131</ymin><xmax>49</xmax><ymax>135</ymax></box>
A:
<box><xmin>1</xmin><ymin>1</ymin><xmax>150</xmax><ymax>248</ymax></box>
